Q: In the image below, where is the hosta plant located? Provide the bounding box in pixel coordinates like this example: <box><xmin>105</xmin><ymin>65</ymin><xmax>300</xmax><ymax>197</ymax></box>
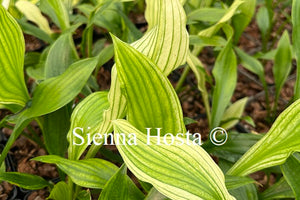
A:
<box><xmin>0</xmin><ymin>0</ymin><xmax>300</xmax><ymax>199</ymax></box>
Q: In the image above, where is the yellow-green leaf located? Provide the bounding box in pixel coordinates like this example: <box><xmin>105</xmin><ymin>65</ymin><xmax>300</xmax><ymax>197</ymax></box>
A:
<box><xmin>15</xmin><ymin>0</ymin><xmax>52</xmax><ymax>35</ymax></box>
<box><xmin>112</xmin><ymin>34</ymin><xmax>185</xmax><ymax>135</ymax></box>
<box><xmin>0</xmin><ymin>172</ymin><xmax>51</xmax><ymax>190</ymax></box>
<box><xmin>199</xmin><ymin>0</ymin><xmax>244</xmax><ymax>37</ymax></box>
<box><xmin>33</xmin><ymin>155</ymin><xmax>118</xmax><ymax>189</ymax></box>
<box><xmin>0</xmin><ymin>5</ymin><xmax>29</xmax><ymax>108</ymax></box>
<box><xmin>227</xmin><ymin>99</ymin><xmax>300</xmax><ymax>176</ymax></box>
<box><xmin>88</xmin><ymin>0</ymin><xmax>189</xmax><ymax>157</ymax></box>
<box><xmin>113</xmin><ymin>120</ymin><xmax>235</xmax><ymax>200</ymax></box>
<box><xmin>67</xmin><ymin>92</ymin><xmax>110</xmax><ymax>160</ymax></box>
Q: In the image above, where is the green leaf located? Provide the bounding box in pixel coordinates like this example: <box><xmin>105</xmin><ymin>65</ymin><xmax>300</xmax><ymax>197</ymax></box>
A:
<box><xmin>203</xmin><ymin>132</ymin><xmax>263</xmax><ymax>164</ymax></box>
<box><xmin>229</xmin><ymin>184</ymin><xmax>258</xmax><ymax>200</ymax></box>
<box><xmin>145</xmin><ymin>188</ymin><xmax>169</xmax><ymax>200</ymax></box>
<box><xmin>24</xmin><ymin>52</ymin><xmax>41</xmax><ymax>67</ymax></box>
<box><xmin>281</xmin><ymin>153</ymin><xmax>300</xmax><ymax>199</ymax></box>
<box><xmin>0</xmin><ymin>172</ymin><xmax>51</xmax><ymax>190</ymax></box>
<box><xmin>26</xmin><ymin>46</ymin><xmax>49</xmax><ymax>80</ymax></box>
<box><xmin>225</xmin><ymin>175</ymin><xmax>255</xmax><ymax>190</ymax></box>
<box><xmin>187</xmin><ymin>8</ymin><xmax>226</xmax><ymax>24</ymax></box>
<box><xmin>48</xmin><ymin>181</ymin><xmax>71</xmax><ymax>200</ymax></box>
<box><xmin>17</xmin><ymin>19</ymin><xmax>54</xmax><ymax>44</ymax></box>
<box><xmin>33</xmin><ymin>155</ymin><xmax>118</xmax><ymax>189</ymax></box>
<box><xmin>0</xmin><ymin>57</ymin><xmax>97</xmax><ymax>164</ymax></box>
<box><xmin>111</xmin><ymin>35</ymin><xmax>185</xmax><ymax>135</ymax></box>
<box><xmin>98</xmin><ymin>164</ymin><xmax>128</xmax><ymax>200</ymax></box>
<box><xmin>45</xmin><ymin>33</ymin><xmax>78</xmax><ymax>78</ymax></box>
<box><xmin>40</xmin><ymin>0</ymin><xmax>70</xmax><ymax>31</ymax></box>
<box><xmin>211</xmin><ymin>42</ymin><xmax>237</xmax><ymax>128</ymax></box>
<box><xmin>260</xmin><ymin>177</ymin><xmax>294</xmax><ymax>200</ymax></box>
<box><xmin>0</xmin><ymin>118</ymin><xmax>31</xmax><ymax>165</ymax></box>
<box><xmin>189</xmin><ymin>35</ymin><xmax>227</xmax><ymax>48</ymax></box>
<box><xmin>292</xmin><ymin>0</ymin><xmax>300</xmax><ymax>100</ymax></box>
<box><xmin>113</xmin><ymin>119</ymin><xmax>235</xmax><ymax>200</ymax></box>
<box><xmin>221</xmin><ymin>97</ymin><xmax>248</xmax><ymax>130</ymax></box>
<box><xmin>235</xmin><ymin>48</ymin><xmax>264</xmax><ymax>78</ymax></box>
<box><xmin>127</xmin><ymin>177</ymin><xmax>145</xmax><ymax>200</ymax></box>
<box><xmin>42</xmin><ymin>106</ymin><xmax>70</xmax><ymax>156</ymax></box>
<box><xmin>67</xmin><ymin>91</ymin><xmax>110</xmax><ymax>160</ymax></box>
<box><xmin>256</xmin><ymin>6</ymin><xmax>270</xmax><ymax>39</ymax></box>
<box><xmin>0</xmin><ymin>5</ymin><xmax>29</xmax><ymax>108</ymax></box>
<box><xmin>273</xmin><ymin>30</ymin><xmax>292</xmax><ymax>106</ymax></box>
<box><xmin>23</xmin><ymin>57</ymin><xmax>98</xmax><ymax>118</ymax></box>
<box><xmin>15</xmin><ymin>0</ymin><xmax>52</xmax><ymax>35</ymax></box>
<box><xmin>87</xmin><ymin>0</ymin><xmax>189</xmax><ymax>157</ymax></box>
<box><xmin>183</xmin><ymin>117</ymin><xmax>197</xmax><ymax>125</ymax></box>
<box><xmin>76</xmin><ymin>190</ymin><xmax>91</xmax><ymax>200</ymax></box>
<box><xmin>227</xmin><ymin>99</ymin><xmax>300</xmax><ymax>176</ymax></box>
<box><xmin>232</xmin><ymin>0</ymin><xmax>256</xmax><ymax>43</ymax></box>
<box><xmin>199</xmin><ymin>0</ymin><xmax>244</xmax><ymax>37</ymax></box>
<box><xmin>187</xmin><ymin>52</ymin><xmax>211</xmax><ymax>124</ymax></box>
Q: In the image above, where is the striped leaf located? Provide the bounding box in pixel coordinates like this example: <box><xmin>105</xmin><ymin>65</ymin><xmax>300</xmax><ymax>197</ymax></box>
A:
<box><xmin>89</xmin><ymin>0</ymin><xmax>189</xmax><ymax>156</ymax></box>
<box><xmin>140</xmin><ymin>0</ymin><xmax>188</xmax><ymax>75</ymax></box>
<box><xmin>67</xmin><ymin>92</ymin><xmax>110</xmax><ymax>160</ymax></box>
<box><xmin>0</xmin><ymin>57</ymin><xmax>98</xmax><ymax>165</ymax></box>
<box><xmin>227</xmin><ymin>99</ymin><xmax>300</xmax><ymax>176</ymax></box>
<box><xmin>23</xmin><ymin>57</ymin><xmax>98</xmax><ymax>118</ymax></box>
<box><xmin>15</xmin><ymin>0</ymin><xmax>53</xmax><ymax>35</ymax></box>
<box><xmin>0</xmin><ymin>5</ymin><xmax>29</xmax><ymax>108</ymax></box>
<box><xmin>112</xmin><ymin>34</ymin><xmax>185</xmax><ymax>135</ymax></box>
<box><xmin>113</xmin><ymin>120</ymin><xmax>235</xmax><ymax>200</ymax></box>
<box><xmin>0</xmin><ymin>172</ymin><xmax>51</xmax><ymax>190</ymax></box>
<box><xmin>33</xmin><ymin>155</ymin><xmax>118</xmax><ymax>189</ymax></box>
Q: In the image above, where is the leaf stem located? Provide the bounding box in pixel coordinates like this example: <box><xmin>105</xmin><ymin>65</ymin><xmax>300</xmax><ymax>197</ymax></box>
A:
<box><xmin>294</xmin><ymin>60</ymin><xmax>300</xmax><ymax>101</ymax></box>
<box><xmin>175</xmin><ymin>65</ymin><xmax>190</xmax><ymax>93</ymax></box>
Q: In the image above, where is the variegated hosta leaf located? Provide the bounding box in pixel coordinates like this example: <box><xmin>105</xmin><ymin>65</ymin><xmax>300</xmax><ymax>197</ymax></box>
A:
<box><xmin>199</xmin><ymin>0</ymin><xmax>244</xmax><ymax>37</ymax></box>
<box><xmin>141</xmin><ymin>0</ymin><xmax>188</xmax><ymax>74</ymax></box>
<box><xmin>0</xmin><ymin>57</ymin><xmax>98</xmax><ymax>165</ymax></box>
<box><xmin>0</xmin><ymin>5</ymin><xmax>29</xmax><ymax>108</ymax></box>
<box><xmin>33</xmin><ymin>155</ymin><xmax>118</xmax><ymax>189</ymax></box>
<box><xmin>67</xmin><ymin>92</ymin><xmax>110</xmax><ymax>160</ymax></box>
<box><xmin>111</xmin><ymin>34</ymin><xmax>185</xmax><ymax>135</ymax></box>
<box><xmin>1</xmin><ymin>0</ymin><xmax>10</xmax><ymax>9</ymax></box>
<box><xmin>113</xmin><ymin>120</ymin><xmax>235</xmax><ymax>200</ymax></box>
<box><xmin>15</xmin><ymin>0</ymin><xmax>53</xmax><ymax>35</ymax></box>
<box><xmin>23</xmin><ymin>57</ymin><xmax>98</xmax><ymax>118</ymax></box>
<box><xmin>0</xmin><ymin>172</ymin><xmax>51</xmax><ymax>190</ymax></box>
<box><xmin>88</xmin><ymin>0</ymin><xmax>189</xmax><ymax>156</ymax></box>
<box><xmin>227</xmin><ymin>99</ymin><xmax>300</xmax><ymax>176</ymax></box>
